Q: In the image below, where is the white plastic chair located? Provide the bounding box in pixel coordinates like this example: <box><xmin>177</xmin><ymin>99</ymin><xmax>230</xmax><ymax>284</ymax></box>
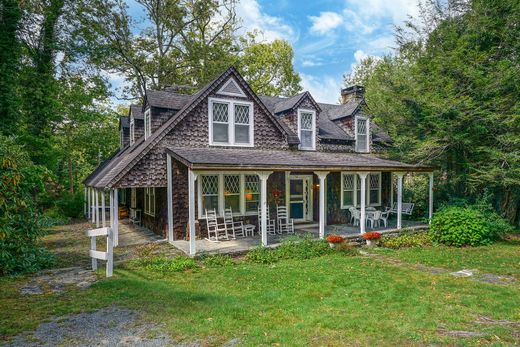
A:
<box><xmin>367</xmin><ymin>210</ymin><xmax>382</xmax><ymax>228</ymax></box>
<box><xmin>258</xmin><ymin>205</ymin><xmax>276</xmax><ymax>235</ymax></box>
<box><xmin>277</xmin><ymin>205</ymin><xmax>294</xmax><ymax>234</ymax></box>
<box><xmin>380</xmin><ymin>210</ymin><xmax>390</xmax><ymax>227</ymax></box>
<box><xmin>205</xmin><ymin>209</ymin><xmax>228</xmax><ymax>242</ymax></box>
<box><xmin>223</xmin><ymin>207</ymin><xmax>245</xmax><ymax>239</ymax></box>
<box><xmin>351</xmin><ymin>209</ymin><xmax>361</xmax><ymax>226</ymax></box>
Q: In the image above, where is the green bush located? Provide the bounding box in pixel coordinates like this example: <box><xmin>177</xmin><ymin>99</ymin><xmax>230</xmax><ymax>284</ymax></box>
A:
<box><xmin>430</xmin><ymin>205</ymin><xmax>511</xmax><ymax>247</ymax></box>
<box><xmin>132</xmin><ymin>256</ymin><xmax>199</xmax><ymax>273</ymax></box>
<box><xmin>381</xmin><ymin>232</ymin><xmax>432</xmax><ymax>249</ymax></box>
<box><xmin>245</xmin><ymin>236</ymin><xmax>334</xmax><ymax>264</ymax></box>
<box><xmin>244</xmin><ymin>247</ymin><xmax>280</xmax><ymax>264</ymax></box>
<box><xmin>0</xmin><ymin>136</ymin><xmax>55</xmax><ymax>276</ymax></box>
<box><xmin>201</xmin><ymin>254</ymin><xmax>235</xmax><ymax>267</ymax></box>
<box><xmin>55</xmin><ymin>191</ymin><xmax>84</xmax><ymax>219</ymax></box>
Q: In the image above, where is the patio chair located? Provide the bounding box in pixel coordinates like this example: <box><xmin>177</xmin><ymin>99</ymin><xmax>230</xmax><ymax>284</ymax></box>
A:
<box><xmin>205</xmin><ymin>209</ymin><xmax>228</xmax><ymax>242</ymax></box>
<box><xmin>348</xmin><ymin>206</ymin><xmax>357</xmax><ymax>224</ymax></box>
<box><xmin>258</xmin><ymin>205</ymin><xmax>276</xmax><ymax>235</ymax></box>
<box><xmin>276</xmin><ymin>205</ymin><xmax>294</xmax><ymax>234</ymax></box>
<box><xmin>223</xmin><ymin>207</ymin><xmax>245</xmax><ymax>239</ymax></box>
<box><xmin>367</xmin><ymin>210</ymin><xmax>382</xmax><ymax>228</ymax></box>
<box><xmin>351</xmin><ymin>209</ymin><xmax>361</xmax><ymax>226</ymax></box>
<box><xmin>380</xmin><ymin>210</ymin><xmax>390</xmax><ymax>227</ymax></box>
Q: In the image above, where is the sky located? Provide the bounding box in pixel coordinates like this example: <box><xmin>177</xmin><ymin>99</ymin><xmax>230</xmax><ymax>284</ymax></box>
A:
<box><xmin>117</xmin><ymin>0</ymin><xmax>421</xmax><ymax>104</ymax></box>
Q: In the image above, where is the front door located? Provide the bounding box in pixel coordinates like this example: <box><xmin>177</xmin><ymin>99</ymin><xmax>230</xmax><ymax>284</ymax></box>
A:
<box><xmin>289</xmin><ymin>176</ymin><xmax>313</xmax><ymax>221</ymax></box>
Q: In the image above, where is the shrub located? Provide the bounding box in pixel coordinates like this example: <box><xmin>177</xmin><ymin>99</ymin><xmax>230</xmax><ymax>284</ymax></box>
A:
<box><xmin>430</xmin><ymin>205</ymin><xmax>510</xmax><ymax>247</ymax></box>
<box><xmin>381</xmin><ymin>232</ymin><xmax>432</xmax><ymax>249</ymax></box>
<box><xmin>334</xmin><ymin>242</ymin><xmax>360</xmax><ymax>256</ymax></box>
<box><xmin>244</xmin><ymin>247</ymin><xmax>280</xmax><ymax>264</ymax></box>
<box><xmin>201</xmin><ymin>254</ymin><xmax>235</xmax><ymax>267</ymax></box>
<box><xmin>55</xmin><ymin>191</ymin><xmax>84</xmax><ymax>219</ymax></box>
<box><xmin>131</xmin><ymin>256</ymin><xmax>199</xmax><ymax>273</ymax></box>
<box><xmin>276</xmin><ymin>237</ymin><xmax>333</xmax><ymax>260</ymax></box>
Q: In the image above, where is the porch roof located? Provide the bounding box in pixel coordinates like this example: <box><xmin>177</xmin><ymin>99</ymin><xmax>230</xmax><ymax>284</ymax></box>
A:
<box><xmin>167</xmin><ymin>147</ymin><xmax>434</xmax><ymax>172</ymax></box>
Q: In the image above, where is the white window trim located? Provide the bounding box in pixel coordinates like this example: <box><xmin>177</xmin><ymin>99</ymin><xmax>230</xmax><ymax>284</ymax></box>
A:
<box><xmin>129</xmin><ymin>117</ymin><xmax>135</xmax><ymax>146</ymax></box>
<box><xmin>355</xmin><ymin>116</ymin><xmax>370</xmax><ymax>153</ymax></box>
<box><xmin>197</xmin><ymin>172</ymin><xmax>260</xmax><ymax>218</ymax></box>
<box><xmin>297</xmin><ymin>108</ymin><xmax>316</xmax><ymax>151</ymax></box>
<box><xmin>340</xmin><ymin>172</ymin><xmax>381</xmax><ymax>209</ymax></box>
<box><xmin>216</xmin><ymin>77</ymin><xmax>246</xmax><ymax>97</ymax></box>
<box><xmin>208</xmin><ymin>97</ymin><xmax>254</xmax><ymax>147</ymax></box>
<box><xmin>144</xmin><ymin>109</ymin><xmax>151</xmax><ymax>140</ymax></box>
<box><xmin>144</xmin><ymin>187</ymin><xmax>155</xmax><ymax>216</ymax></box>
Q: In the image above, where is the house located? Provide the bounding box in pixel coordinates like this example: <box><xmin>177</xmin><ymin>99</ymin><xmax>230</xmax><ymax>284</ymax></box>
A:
<box><xmin>84</xmin><ymin>67</ymin><xmax>434</xmax><ymax>255</ymax></box>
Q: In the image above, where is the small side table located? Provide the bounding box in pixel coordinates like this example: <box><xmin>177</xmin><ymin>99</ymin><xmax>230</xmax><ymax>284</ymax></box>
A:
<box><xmin>244</xmin><ymin>224</ymin><xmax>256</xmax><ymax>237</ymax></box>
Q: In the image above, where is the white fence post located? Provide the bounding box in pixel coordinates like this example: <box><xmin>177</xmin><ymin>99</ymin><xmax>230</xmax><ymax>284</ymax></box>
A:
<box><xmin>86</xmin><ymin>227</ymin><xmax>113</xmax><ymax>278</ymax></box>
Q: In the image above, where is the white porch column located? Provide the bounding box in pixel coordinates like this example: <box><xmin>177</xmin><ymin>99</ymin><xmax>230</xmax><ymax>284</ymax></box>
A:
<box><xmin>396</xmin><ymin>172</ymin><xmax>405</xmax><ymax>229</ymax></box>
<box><xmin>91</xmin><ymin>188</ymin><xmax>95</xmax><ymax>223</ymax></box>
<box><xmin>188</xmin><ymin>169</ymin><xmax>198</xmax><ymax>255</ymax></box>
<box><xmin>84</xmin><ymin>186</ymin><xmax>87</xmax><ymax>217</ymax></box>
<box><xmin>113</xmin><ymin>189</ymin><xmax>119</xmax><ymax>247</ymax></box>
<box><xmin>258</xmin><ymin>171</ymin><xmax>272</xmax><ymax>247</ymax></box>
<box><xmin>358</xmin><ymin>172</ymin><xmax>368</xmax><ymax>234</ymax></box>
<box><xmin>87</xmin><ymin>187</ymin><xmax>91</xmax><ymax>219</ymax></box>
<box><xmin>101</xmin><ymin>190</ymin><xmax>106</xmax><ymax>228</ymax></box>
<box><xmin>316</xmin><ymin>172</ymin><xmax>329</xmax><ymax>239</ymax></box>
<box><xmin>95</xmin><ymin>189</ymin><xmax>100</xmax><ymax>227</ymax></box>
<box><xmin>167</xmin><ymin>153</ymin><xmax>174</xmax><ymax>242</ymax></box>
<box><xmin>428</xmin><ymin>172</ymin><xmax>434</xmax><ymax>224</ymax></box>
<box><xmin>109</xmin><ymin>190</ymin><xmax>114</xmax><ymax>231</ymax></box>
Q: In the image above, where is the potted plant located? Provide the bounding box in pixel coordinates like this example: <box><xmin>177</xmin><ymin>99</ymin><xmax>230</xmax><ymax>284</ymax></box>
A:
<box><xmin>362</xmin><ymin>232</ymin><xmax>381</xmax><ymax>246</ymax></box>
<box><xmin>326</xmin><ymin>234</ymin><xmax>344</xmax><ymax>248</ymax></box>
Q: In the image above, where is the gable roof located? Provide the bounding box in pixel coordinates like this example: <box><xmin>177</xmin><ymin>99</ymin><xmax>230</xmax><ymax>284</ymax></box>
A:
<box><xmin>129</xmin><ymin>104</ymin><xmax>144</xmax><ymax>119</ymax></box>
<box><xmin>144</xmin><ymin>90</ymin><xmax>192</xmax><ymax>110</ymax></box>
<box><xmin>119</xmin><ymin>116</ymin><xmax>129</xmax><ymax>130</ymax></box>
<box><xmin>92</xmin><ymin>67</ymin><xmax>297</xmax><ymax>188</ymax></box>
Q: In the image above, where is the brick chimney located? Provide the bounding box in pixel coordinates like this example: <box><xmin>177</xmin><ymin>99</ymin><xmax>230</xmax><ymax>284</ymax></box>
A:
<box><xmin>341</xmin><ymin>85</ymin><xmax>365</xmax><ymax>104</ymax></box>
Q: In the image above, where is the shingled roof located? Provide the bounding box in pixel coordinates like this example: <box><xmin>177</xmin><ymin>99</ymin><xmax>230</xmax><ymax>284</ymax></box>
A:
<box><xmin>145</xmin><ymin>90</ymin><xmax>192</xmax><ymax>110</ymax></box>
<box><xmin>129</xmin><ymin>104</ymin><xmax>144</xmax><ymax>119</ymax></box>
<box><xmin>168</xmin><ymin>147</ymin><xmax>433</xmax><ymax>172</ymax></box>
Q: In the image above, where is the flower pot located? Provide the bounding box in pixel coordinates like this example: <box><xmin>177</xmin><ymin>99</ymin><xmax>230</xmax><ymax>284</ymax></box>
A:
<box><xmin>366</xmin><ymin>239</ymin><xmax>376</xmax><ymax>247</ymax></box>
<box><xmin>329</xmin><ymin>242</ymin><xmax>336</xmax><ymax>249</ymax></box>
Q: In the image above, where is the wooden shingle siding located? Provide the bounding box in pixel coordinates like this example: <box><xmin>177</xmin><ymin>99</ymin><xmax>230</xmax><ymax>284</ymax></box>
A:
<box><xmin>151</xmin><ymin>107</ymin><xmax>175</xmax><ymax>133</ymax></box>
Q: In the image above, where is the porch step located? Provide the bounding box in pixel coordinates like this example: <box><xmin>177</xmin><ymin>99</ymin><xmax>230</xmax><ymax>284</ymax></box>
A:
<box><xmin>294</xmin><ymin>222</ymin><xmax>318</xmax><ymax>230</ymax></box>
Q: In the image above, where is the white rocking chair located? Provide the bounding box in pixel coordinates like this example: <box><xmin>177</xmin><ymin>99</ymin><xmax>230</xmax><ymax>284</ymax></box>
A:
<box><xmin>276</xmin><ymin>205</ymin><xmax>294</xmax><ymax>234</ymax></box>
<box><xmin>223</xmin><ymin>207</ymin><xmax>245</xmax><ymax>239</ymax></box>
<box><xmin>258</xmin><ymin>205</ymin><xmax>276</xmax><ymax>235</ymax></box>
<box><xmin>205</xmin><ymin>209</ymin><xmax>228</xmax><ymax>242</ymax></box>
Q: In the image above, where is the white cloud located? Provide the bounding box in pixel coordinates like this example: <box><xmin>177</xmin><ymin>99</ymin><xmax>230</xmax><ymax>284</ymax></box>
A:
<box><xmin>347</xmin><ymin>49</ymin><xmax>382</xmax><ymax>76</ymax></box>
<box><xmin>301</xmin><ymin>59</ymin><xmax>323</xmax><ymax>67</ymax></box>
<box><xmin>300</xmin><ymin>73</ymin><xmax>343</xmax><ymax>104</ymax></box>
<box><xmin>235</xmin><ymin>0</ymin><xmax>297</xmax><ymax>42</ymax></box>
<box><xmin>309</xmin><ymin>11</ymin><xmax>343</xmax><ymax>35</ymax></box>
<box><xmin>346</xmin><ymin>0</ymin><xmax>420</xmax><ymax>24</ymax></box>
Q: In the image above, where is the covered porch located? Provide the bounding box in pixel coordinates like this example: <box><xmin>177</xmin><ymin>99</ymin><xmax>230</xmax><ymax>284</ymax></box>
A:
<box><xmin>166</xmin><ymin>147</ymin><xmax>435</xmax><ymax>256</ymax></box>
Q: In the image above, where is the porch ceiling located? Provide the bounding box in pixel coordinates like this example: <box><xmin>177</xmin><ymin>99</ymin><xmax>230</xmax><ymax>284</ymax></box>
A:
<box><xmin>167</xmin><ymin>147</ymin><xmax>434</xmax><ymax>172</ymax></box>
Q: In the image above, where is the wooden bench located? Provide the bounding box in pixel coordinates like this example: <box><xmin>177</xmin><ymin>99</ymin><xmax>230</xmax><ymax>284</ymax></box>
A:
<box><xmin>387</xmin><ymin>202</ymin><xmax>415</xmax><ymax>215</ymax></box>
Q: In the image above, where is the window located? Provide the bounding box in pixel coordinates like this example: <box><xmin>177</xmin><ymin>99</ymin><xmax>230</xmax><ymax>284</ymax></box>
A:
<box><xmin>341</xmin><ymin>172</ymin><xmax>381</xmax><ymax>208</ymax></box>
<box><xmin>298</xmin><ymin>109</ymin><xmax>316</xmax><ymax>150</ymax></box>
<box><xmin>208</xmin><ymin>98</ymin><xmax>253</xmax><ymax>147</ymax></box>
<box><xmin>131</xmin><ymin>188</ymin><xmax>136</xmax><ymax>208</ymax></box>
<box><xmin>144</xmin><ymin>109</ymin><xmax>151</xmax><ymax>139</ymax></box>
<box><xmin>129</xmin><ymin>118</ymin><xmax>135</xmax><ymax>145</ymax></box>
<box><xmin>144</xmin><ymin>187</ymin><xmax>155</xmax><ymax>216</ymax></box>
<box><xmin>244</xmin><ymin>175</ymin><xmax>259</xmax><ymax>213</ymax></box>
<box><xmin>355</xmin><ymin>116</ymin><xmax>370</xmax><ymax>152</ymax></box>
<box><xmin>198</xmin><ymin>173</ymin><xmax>261</xmax><ymax>217</ymax></box>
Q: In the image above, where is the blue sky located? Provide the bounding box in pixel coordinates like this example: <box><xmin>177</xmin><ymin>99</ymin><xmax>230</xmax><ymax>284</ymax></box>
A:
<box><xmin>117</xmin><ymin>0</ymin><xmax>420</xmax><ymax>104</ymax></box>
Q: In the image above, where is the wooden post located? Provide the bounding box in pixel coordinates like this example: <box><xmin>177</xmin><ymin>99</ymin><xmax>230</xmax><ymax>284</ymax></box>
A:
<box><xmin>101</xmin><ymin>190</ymin><xmax>106</xmax><ymax>228</ymax></box>
<box><xmin>396</xmin><ymin>172</ymin><xmax>405</xmax><ymax>229</ymax></box>
<box><xmin>87</xmin><ymin>187</ymin><xmax>91</xmax><ymax>219</ymax></box>
<box><xmin>84</xmin><ymin>186</ymin><xmax>87</xmax><ymax>217</ymax></box>
<box><xmin>91</xmin><ymin>188</ymin><xmax>95</xmax><ymax>223</ymax></box>
<box><xmin>167</xmin><ymin>154</ymin><xmax>174</xmax><ymax>242</ymax></box>
<box><xmin>109</xmin><ymin>190</ymin><xmax>114</xmax><ymax>231</ymax></box>
<box><xmin>358</xmin><ymin>172</ymin><xmax>368</xmax><ymax>234</ymax></box>
<box><xmin>316</xmin><ymin>172</ymin><xmax>329</xmax><ymax>239</ymax></box>
<box><xmin>114</xmin><ymin>189</ymin><xmax>119</xmax><ymax>247</ymax></box>
<box><xmin>91</xmin><ymin>234</ymin><xmax>97</xmax><ymax>271</ymax></box>
<box><xmin>95</xmin><ymin>189</ymin><xmax>100</xmax><ymax>228</ymax></box>
<box><xmin>188</xmin><ymin>169</ymin><xmax>198</xmax><ymax>255</ymax></box>
<box><xmin>428</xmin><ymin>172</ymin><xmax>434</xmax><ymax>224</ymax></box>
<box><xmin>258</xmin><ymin>171</ymin><xmax>272</xmax><ymax>246</ymax></box>
<box><xmin>106</xmin><ymin>227</ymin><xmax>113</xmax><ymax>277</ymax></box>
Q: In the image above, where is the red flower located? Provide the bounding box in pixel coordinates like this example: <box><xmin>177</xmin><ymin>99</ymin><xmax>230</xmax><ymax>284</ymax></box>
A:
<box><xmin>326</xmin><ymin>235</ymin><xmax>344</xmax><ymax>243</ymax></box>
<box><xmin>362</xmin><ymin>232</ymin><xmax>381</xmax><ymax>240</ymax></box>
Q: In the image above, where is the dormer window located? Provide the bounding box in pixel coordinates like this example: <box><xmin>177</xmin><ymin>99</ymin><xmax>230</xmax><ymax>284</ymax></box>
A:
<box><xmin>208</xmin><ymin>97</ymin><xmax>254</xmax><ymax>147</ymax></box>
<box><xmin>129</xmin><ymin>118</ymin><xmax>135</xmax><ymax>145</ymax></box>
<box><xmin>144</xmin><ymin>109</ymin><xmax>151</xmax><ymax>139</ymax></box>
<box><xmin>355</xmin><ymin>116</ymin><xmax>370</xmax><ymax>153</ymax></box>
<box><xmin>298</xmin><ymin>109</ymin><xmax>316</xmax><ymax>150</ymax></box>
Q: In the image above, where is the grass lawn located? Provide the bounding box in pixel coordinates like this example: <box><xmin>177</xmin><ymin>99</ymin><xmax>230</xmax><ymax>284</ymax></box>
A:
<box><xmin>0</xmin><ymin>226</ymin><xmax>519</xmax><ymax>346</ymax></box>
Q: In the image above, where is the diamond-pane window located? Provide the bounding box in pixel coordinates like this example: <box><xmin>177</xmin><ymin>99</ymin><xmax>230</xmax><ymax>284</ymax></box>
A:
<box><xmin>212</xmin><ymin>102</ymin><xmax>229</xmax><ymax>122</ymax></box>
<box><xmin>356</xmin><ymin>117</ymin><xmax>369</xmax><ymax>152</ymax></box>
<box><xmin>234</xmin><ymin>105</ymin><xmax>249</xmax><ymax>124</ymax></box>
<box><xmin>245</xmin><ymin>175</ymin><xmax>259</xmax><ymax>213</ymax></box>
<box><xmin>202</xmin><ymin>175</ymin><xmax>219</xmax><ymax>195</ymax></box>
<box><xmin>300</xmin><ymin>112</ymin><xmax>313</xmax><ymax>130</ymax></box>
<box><xmin>298</xmin><ymin>110</ymin><xmax>315</xmax><ymax>150</ymax></box>
<box><xmin>224</xmin><ymin>175</ymin><xmax>240</xmax><ymax>212</ymax></box>
<box><xmin>369</xmin><ymin>173</ymin><xmax>379</xmax><ymax>188</ymax></box>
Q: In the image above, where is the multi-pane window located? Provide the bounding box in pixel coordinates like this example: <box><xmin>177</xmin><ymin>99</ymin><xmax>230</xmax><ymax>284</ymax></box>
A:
<box><xmin>209</xmin><ymin>98</ymin><xmax>253</xmax><ymax>146</ymax></box>
<box><xmin>298</xmin><ymin>109</ymin><xmax>315</xmax><ymax>150</ymax></box>
<box><xmin>144</xmin><ymin>109</ymin><xmax>151</xmax><ymax>139</ymax></box>
<box><xmin>144</xmin><ymin>187</ymin><xmax>155</xmax><ymax>216</ymax></box>
<box><xmin>341</xmin><ymin>172</ymin><xmax>381</xmax><ymax>208</ymax></box>
<box><xmin>129</xmin><ymin>119</ymin><xmax>135</xmax><ymax>145</ymax></box>
<box><xmin>198</xmin><ymin>173</ymin><xmax>260</xmax><ymax>217</ymax></box>
<box><xmin>224</xmin><ymin>175</ymin><xmax>240</xmax><ymax>212</ymax></box>
<box><xmin>244</xmin><ymin>175</ymin><xmax>259</xmax><ymax>213</ymax></box>
<box><xmin>201</xmin><ymin>175</ymin><xmax>219</xmax><ymax>212</ymax></box>
<box><xmin>355</xmin><ymin>116</ymin><xmax>369</xmax><ymax>152</ymax></box>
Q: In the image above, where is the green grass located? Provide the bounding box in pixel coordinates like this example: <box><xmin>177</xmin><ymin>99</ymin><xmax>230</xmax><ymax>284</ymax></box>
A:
<box><xmin>372</xmin><ymin>238</ymin><xmax>520</xmax><ymax>278</ymax></box>
<box><xmin>1</xmin><ymin>249</ymin><xmax>519</xmax><ymax>346</ymax></box>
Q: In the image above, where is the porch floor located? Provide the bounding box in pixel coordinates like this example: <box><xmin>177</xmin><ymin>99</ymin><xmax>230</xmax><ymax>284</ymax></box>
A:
<box><xmin>170</xmin><ymin>219</ymin><xmax>428</xmax><ymax>256</ymax></box>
